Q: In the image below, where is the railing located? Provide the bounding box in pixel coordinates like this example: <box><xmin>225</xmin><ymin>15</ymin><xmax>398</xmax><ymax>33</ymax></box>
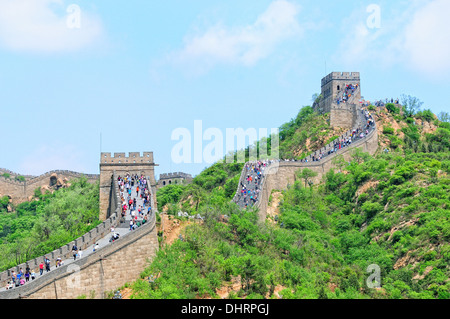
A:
<box><xmin>1</xmin><ymin>174</ymin><xmax>123</xmax><ymax>292</ymax></box>
<box><xmin>0</xmin><ymin>212</ymin><xmax>120</xmax><ymax>290</ymax></box>
<box><xmin>0</xmin><ymin>212</ymin><xmax>157</xmax><ymax>299</ymax></box>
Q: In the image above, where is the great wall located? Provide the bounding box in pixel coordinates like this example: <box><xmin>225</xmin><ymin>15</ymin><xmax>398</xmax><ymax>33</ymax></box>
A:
<box><xmin>0</xmin><ymin>153</ymin><xmax>160</xmax><ymax>299</ymax></box>
<box><xmin>0</xmin><ymin>72</ymin><xmax>380</xmax><ymax>298</ymax></box>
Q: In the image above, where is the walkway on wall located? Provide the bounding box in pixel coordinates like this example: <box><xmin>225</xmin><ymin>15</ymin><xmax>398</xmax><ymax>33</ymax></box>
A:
<box><xmin>0</xmin><ymin>179</ymin><xmax>151</xmax><ymax>294</ymax></box>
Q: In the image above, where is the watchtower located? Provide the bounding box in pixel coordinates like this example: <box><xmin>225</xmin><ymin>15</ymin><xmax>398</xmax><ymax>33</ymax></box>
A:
<box><xmin>99</xmin><ymin>152</ymin><xmax>158</xmax><ymax>221</ymax></box>
<box><xmin>314</xmin><ymin>72</ymin><xmax>361</xmax><ymax>129</ymax></box>
<box><xmin>157</xmin><ymin>172</ymin><xmax>193</xmax><ymax>188</ymax></box>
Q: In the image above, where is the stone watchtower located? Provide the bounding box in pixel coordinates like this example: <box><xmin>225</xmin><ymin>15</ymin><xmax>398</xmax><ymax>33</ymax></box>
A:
<box><xmin>99</xmin><ymin>152</ymin><xmax>158</xmax><ymax>221</ymax></box>
<box><xmin>157</xmin><ymin>172</ymin><xmax>193</xmax><ymax>188</ymax></box>
<box><xmin>314</xmin><ymin>72</ymin><xmax>361</xmax><ymax>129</ymax></box>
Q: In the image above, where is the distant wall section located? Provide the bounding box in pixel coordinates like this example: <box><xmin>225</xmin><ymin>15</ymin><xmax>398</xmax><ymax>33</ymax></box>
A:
<box><xmin>0</xmin><ymin>171</ymin><xmax>99</xmax><ymax>204</ymax></box>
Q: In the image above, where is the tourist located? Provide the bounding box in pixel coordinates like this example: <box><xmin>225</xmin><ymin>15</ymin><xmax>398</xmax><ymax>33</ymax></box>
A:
<box><xmin>72</xmin><ymin>244</ymin><xmax>78</xmax><ymax>261</ymax></box>
<box><xmin>6</xmin><ymin>281</ymin><xmax>14</xmax><ymax>290</ymax></box>
<box><xmin>39</xmin><ymin>262</ymin><xmax>44</xmax><ymax>275</ymax></box>
<box><xmin>25</xmin><ymin>266</ymin><xmax>30</xmax><ymax>282</ymax></box>
<box><xmin>45</xmin><ymin>257</ymin><xmax>51</xmax><ymax>272</ymax></box>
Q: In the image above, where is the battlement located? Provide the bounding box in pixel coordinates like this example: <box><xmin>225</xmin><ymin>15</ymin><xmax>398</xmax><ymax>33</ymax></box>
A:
<box><xmin>100</xmin><ymin>152</ymin><xmax>154</xmax><ymax>164</ymax></box>
<box><xmin>321</xmin><ymin>72</ymin><xmax>360</xmax><ymax>87</ymax></box>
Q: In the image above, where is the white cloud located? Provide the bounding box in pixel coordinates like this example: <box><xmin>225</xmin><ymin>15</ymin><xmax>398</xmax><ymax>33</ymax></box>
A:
<box><xmin>403</xmin><ymin>0</ymin><xmax>450</xmax><ymax>77</ymax></box>
<box><xmin>0</xmin><ymin>0</ymin><xmax>103</xmax><ymax>53</ymax></box>
<box><xmin>335</xmin><ymin>0</ymin><xmax>450</xmax><ymax>79</ymax></box>
<box><xmin>169</xmin><ymin>0</ymin><xmax>302</xmax><ymax>71</ymax></box>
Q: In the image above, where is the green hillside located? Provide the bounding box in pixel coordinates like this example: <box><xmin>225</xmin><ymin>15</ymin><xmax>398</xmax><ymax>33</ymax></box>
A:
<box><xmin>129</xmin><ymin>104</ymin><xmax>450</xmax><ymax>299</ymax></box>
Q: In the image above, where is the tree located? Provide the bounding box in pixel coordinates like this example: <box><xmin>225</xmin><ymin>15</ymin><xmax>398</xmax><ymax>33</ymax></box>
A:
<box><xmin>189</xmin><ymin>184</ymin><xmax>205</xmax><ymax>211</ymax></box>
<box><xmin>438</xmin><ymin>111</ymin><xmax>450</xmax><ymax>123</ymax></box>
<box><xmin>296</xmin><ymin>168</ymin><xmax>318</xmax><ymax>188</ymax></box>
<box><xmin>386</xmin><ymin>103</ymin><xmax>399</xmax><ymax>114</ymax></box>
<box><xmin>401</xmin><ymin>94</ymin><xmax>423</xmax><ymax>118</ymax></box>
<box><xmin>351</xmin><ymin>148</ymin><xmax>370</xmax><ymax>164</ymax></box>
<box><xmin>312</xmin><ymin>93</ymin><xmax>323</xmax><ymax>106</ymax></box>
<box><xmin>332</xmin><ymin>154</ymin><xmax>347</xmax><ymax>172</ymax></box>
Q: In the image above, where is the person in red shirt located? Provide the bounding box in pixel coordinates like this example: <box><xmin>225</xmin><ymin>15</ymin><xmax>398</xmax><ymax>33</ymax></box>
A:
<box><xmin>39</xmin><ymin>262</ymin><xmax>44</xmax><ymax>276</ymax></box>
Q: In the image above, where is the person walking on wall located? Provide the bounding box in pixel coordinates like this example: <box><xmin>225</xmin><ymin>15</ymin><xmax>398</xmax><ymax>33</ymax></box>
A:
<box><xmin>39</xmin><ymin>262</ymin><xmax>44</xmax><ymax>276</ymax></box>
<box><xmin>72</xmin><ymin>244</ymin><xmax>78</xmax><ymax>261</ymax></box>
<box><xmin>45</xmin><ymin>257</ymin><xmax>51</xmax><ymax>273</ymax></box>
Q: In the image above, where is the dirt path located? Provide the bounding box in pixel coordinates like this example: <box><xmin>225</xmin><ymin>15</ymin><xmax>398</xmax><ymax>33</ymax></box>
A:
<box><xmin>161</xmin><ymin>214</ymin><xmax>191</xmax><ymax>245</ymax></box>
<box><xmin>266</xmin><ymin>191</ymin><xmax>282</xmax><ymax>223</ymax></box>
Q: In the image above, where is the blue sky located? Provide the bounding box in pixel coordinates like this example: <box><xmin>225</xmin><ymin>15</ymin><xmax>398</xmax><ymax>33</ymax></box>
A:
<box><xmin>0</xmin><ymin>0</ymin><xmax>449</xmax><ymax>178</ymax></box>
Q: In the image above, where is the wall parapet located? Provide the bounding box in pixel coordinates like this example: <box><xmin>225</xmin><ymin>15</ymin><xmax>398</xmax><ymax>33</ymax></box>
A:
<box><xmin>0</xmin><ymin>211</ymin><xmax>120</xmax><ymax>290</ymax></box>
<box><xmin>255</xmin><ymin>122</ymin><xmax>379</xmax><ymax>220</ymax></box>
<box><xmin>0</xmin><ymin>214</ymin><xmax>157</xmax><ymax>299</ymax></box>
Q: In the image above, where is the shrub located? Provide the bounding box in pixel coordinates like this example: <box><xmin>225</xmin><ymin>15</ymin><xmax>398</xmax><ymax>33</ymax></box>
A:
<box><xmin>386</xmin><ymin>103</ymin><xmax>399</xmax><ymax>114</ymax></box>
<box><xmin>383</xmin><ymin>126</ymin><xmax>395</xmax><ymax>135</ymax></box>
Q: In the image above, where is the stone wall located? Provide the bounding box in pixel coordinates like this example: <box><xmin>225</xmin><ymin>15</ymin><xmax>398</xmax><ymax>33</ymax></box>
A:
<box><xmin>99</xmin><ymin>152</ymin><xmax>158</xmax><ymax>221</ymax></box>
<box><xmin>0</xmin><ymin>217</ymin><xmax>158</xmax><ymax>299</ymax></box>
<box><xmin>0</xmin><ymin>154</ymin><xmax>160</xmax><ymax>299</ymax></box>
<box><xmin>330</xmin><ymin>104</ymin><xmax>358</xmax><ymax>130</ymax></box>
<box><xmin>256</xmin><ymin>126</ymin><xmax>379</xmax><ymax>221</ymax></box>
<box><xmin>0</xmin><ymin>212</ymin><xmax>121</xmax><ymax>290</ymax></box>
<box><xmin>0</xmin><ymin>170</ymin><xmax>99</xmax><ymax>204</ymax></box>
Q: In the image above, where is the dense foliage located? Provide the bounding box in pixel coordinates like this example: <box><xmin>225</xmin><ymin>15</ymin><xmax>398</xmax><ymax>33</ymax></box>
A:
<box><xmin>157</xmin><ymin>162</ymin><xmax>243</xmax><ymax>215</ymax></box>
<box><xmin>0</xmin><ymin>177</ymin><xmax>101</xmax><ymax>271</ymax></box>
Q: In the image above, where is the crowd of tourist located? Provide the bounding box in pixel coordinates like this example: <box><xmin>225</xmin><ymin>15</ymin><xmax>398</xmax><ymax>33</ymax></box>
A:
<box><xmin>235</xmin><ymin>160</ymin><xmax>272</xmax><ymax>208</ymax></box>
<box><xmin>336</xmin><ymin>83</ymin><xmax>359</xmax><ymax>105</ymax></box>
<box><xmin>233</xmin><ymin>104</ymin><xmax>377</xmax><ymax>209</ymax></box>
<box><xmin>360</xmin><ymin>98</ymin><xmax>400</xmax><ymax>107</ymax></box>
